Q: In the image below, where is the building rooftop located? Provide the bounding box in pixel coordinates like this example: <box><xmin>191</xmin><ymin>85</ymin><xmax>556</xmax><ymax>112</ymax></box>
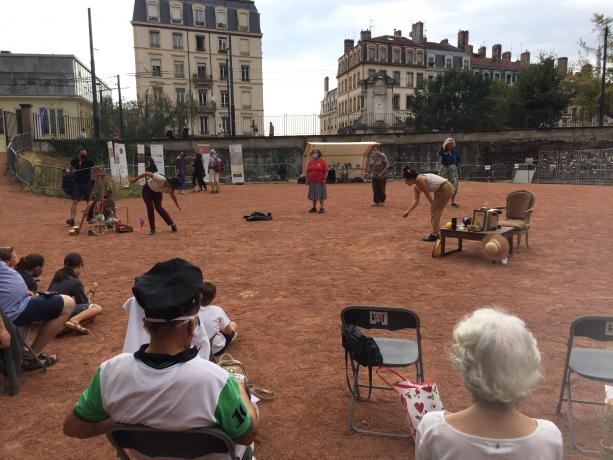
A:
<box><xmin>426</xmin><ymin>41</ymin><xmax>463</xmax><ymax>52</ymax></box>
<box><xmin>366</xmin><ymin>35</ymin><xmax>421</xmax><ymax>47</ymax></box>
<box><xmin>471</xmin><ymin>56</ymin><xmax>522</xmax><ymax>70</ymax></box>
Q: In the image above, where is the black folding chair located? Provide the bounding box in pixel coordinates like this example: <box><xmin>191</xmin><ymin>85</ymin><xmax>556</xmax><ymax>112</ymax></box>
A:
<box><xmin>556</xmin><ymin>316</ymin><xmax>613</xmax><ymax>452</ymax></box>
<box><xmin>341</xmin><ymin>306</ymin><xmax>423</xmax><ymax>438</ymax></box>
<box><xmin>106</xmin><ymin>423</ymin><xmax>253</xmax><ymax>460</ymax></box>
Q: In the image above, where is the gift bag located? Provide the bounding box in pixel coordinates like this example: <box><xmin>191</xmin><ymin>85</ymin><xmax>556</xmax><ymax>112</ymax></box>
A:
<box><xmin>376</xmin><ymin>367</ymin><xmax>443</xmax><ymax>437</ymax></box>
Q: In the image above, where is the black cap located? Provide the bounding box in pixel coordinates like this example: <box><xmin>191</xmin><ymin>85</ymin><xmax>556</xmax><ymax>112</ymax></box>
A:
<box><xmin>132</xmin><ymin>259</ymin><xmax>203</xmax><ymax>320</ymax></box>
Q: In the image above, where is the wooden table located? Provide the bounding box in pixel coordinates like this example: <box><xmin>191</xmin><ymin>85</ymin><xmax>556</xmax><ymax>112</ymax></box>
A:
<box><xmin>439</xmin><ymin>226</ymin><xmax>516</xmax><ymax>257</ymax></box>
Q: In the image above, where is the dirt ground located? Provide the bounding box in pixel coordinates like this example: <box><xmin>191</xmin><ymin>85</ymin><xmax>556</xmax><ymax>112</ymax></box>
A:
<box><xmin>1</xmin><ymin>165</ymin><xmax>612</xmax><ymax>459</ymax></box>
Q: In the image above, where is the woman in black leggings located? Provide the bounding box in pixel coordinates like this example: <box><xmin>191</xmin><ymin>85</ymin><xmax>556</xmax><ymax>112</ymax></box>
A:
<box><xmin>192</xmin><ymin>153</ymin><xmax>206</xmax><ymax>192</ymax></box>
<box><xmin>131</xmin><ymin>172</ymin><xmax>182</xmax><ymax>235</ymax></box>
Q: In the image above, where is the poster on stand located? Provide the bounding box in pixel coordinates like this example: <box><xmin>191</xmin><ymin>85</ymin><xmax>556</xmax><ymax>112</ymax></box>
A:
<box><xmin>197</xmin><ymin>144</ymin><xmax>211</xmax><ymax>183</ymax></box>
<box><xmin>113</xmin><ymin>143</ymin><xmax>130</xmax><ymax>187</ymax></box>
<box><xmin>150</xmin><ymin>144</ymin><xmax>165</xmax><ymax>175</ymax></box>
<box><xmin>137</xmin><ymin>144</ymin><xmax>146</xmax><ymax>185</ymax></box>
<box><xmin>107</xmin><ymin>141</ymin><xmax>115</xmax><ymax>179</ymax></box>
<box><xmin>229</xmin><ymin>144</ymin><xmax>245</xmax><ymax>184</ymax></box>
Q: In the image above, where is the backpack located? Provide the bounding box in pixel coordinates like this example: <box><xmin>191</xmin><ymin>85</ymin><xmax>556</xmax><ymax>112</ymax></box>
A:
<box><xmin>342</xmin><ymin>324</ymin><xmax>383</xmax><ymax>398</ymax></box>
<box><xmin>215</xmin><ymin>156</ymin><xmax>224</xmax><ymax>174</ymax></box>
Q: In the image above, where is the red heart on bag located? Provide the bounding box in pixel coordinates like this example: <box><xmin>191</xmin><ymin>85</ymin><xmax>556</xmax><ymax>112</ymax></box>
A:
<box><xmin>422</xmin><ymin>385</ymin><xmax>433</xmax><ymax>393</ymax></box>
<box><xmin>414</xmin><ymin>402</ymin><xmax>425</xmax><ymax>413</ymax></box>
<box><xmin>415</xmin><ymin>389</ymin><xmax>421</xmax><ymax>395</ymax></box>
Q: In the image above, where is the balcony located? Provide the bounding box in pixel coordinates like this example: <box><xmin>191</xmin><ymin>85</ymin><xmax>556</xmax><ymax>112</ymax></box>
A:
<box><xmin>198</xmin><ymin>102</ymin><xmax>217</xmax><ymax>113</ymax></box>
<box><xmin>217</xmin><ymin>22</ymin><xmax>227</xmax><ymax>29</ymax></box>
<box><xmin>218</xmin><ymin>48</ymin><xmax>228</xmax><ymax>54</ymax></box>
<box><xmin>192</xmin><ymin>74</ymin><xmax>213</xmax><ymax>86</ymax></box>
<box><xmin>238</xmin><ymin>25</ymin><xmax>249</xmax><ymax>32</ymax></box>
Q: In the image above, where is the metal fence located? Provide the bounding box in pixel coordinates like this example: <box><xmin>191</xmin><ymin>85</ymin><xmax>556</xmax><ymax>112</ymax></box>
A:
<box><xmin>32</xmin><ymin>113</ymin><xmax>94</xmax><ymax>140</ymax></box>
<box><xmin>6</xmin><ymin>133</ymin><xmax>34</xmax><ymax>185</ymax></box>
<box><xmin>536</xmin><ymin>149</ymin><xmax>613</xmax><ymax>185</ymax></box>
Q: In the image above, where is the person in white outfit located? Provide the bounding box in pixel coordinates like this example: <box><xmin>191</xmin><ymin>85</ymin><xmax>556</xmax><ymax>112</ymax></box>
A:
<box><xmin>198</xmin><ymin>281</ymin><xmax>237</xmax><ymax>356</ymax></box>
<box><xmin>415</xmin><ymin>308</ymin><xmax>563</xmax><ymax>460</ymax></box>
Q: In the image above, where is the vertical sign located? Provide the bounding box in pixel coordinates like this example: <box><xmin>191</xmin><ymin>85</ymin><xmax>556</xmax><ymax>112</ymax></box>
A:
<box><xmin>113</xmin><ymin>143</ymin><xmax>129</xmax><ymax>187</ymax></box>
<box><xmin>150</xmin><ymin>144</ymin><xmax>165</xmax><ymax>175</ymax></box>
<box><xmin>137</xmin><ymin>144</ymin><xmax>146</xmax><ymax>185</ymax></box>
<box><xmin>229</xmin><ymin>144</ymin><xmax>245</xmax><ymax>184</ymax></box>
<box><xmin>197</xmin><ymin>144</ymin><xmax>211</xmax><ymax>183</ymax></box>
<box><xmin>107</xmin><ymin>141</ymin><xmax>116</xmax><ymax>179</ymax></box>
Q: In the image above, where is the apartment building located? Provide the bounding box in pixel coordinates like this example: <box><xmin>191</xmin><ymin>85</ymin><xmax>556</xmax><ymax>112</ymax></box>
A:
<box><xmin>425</xmin><ymin>28</ymin><xmax>471</xmax><ymax>80</ymax></box>
<box><xmin>320</xmin><ymin>77</ymin><xmax>337</xmax><ymax>134</ymax></box>
<box><xmin>131</xmin><ymin>0</ymin><xmax>263</xmax><ymax>136</ymax></box>
<box><xmin>471</xmin><ymin>45</ymin><xmax>526</xmax><ymax>84</ymax></box>
<box><xmin>0</xmin><ymin>52</ymin><xmax>110</xmax><ymax>140</ymax></box>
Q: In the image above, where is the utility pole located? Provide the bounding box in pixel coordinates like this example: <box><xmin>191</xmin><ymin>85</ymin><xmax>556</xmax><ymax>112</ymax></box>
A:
<box><xmin>117</xmin><ymin>75</ymin><xmax>124</xmax><ymax>139</ymax></box>
<box><xmin>226</xmin><ymin>55</ymin><xmax>231</xmax><ymax>136</ymax></box>
<box><xmin>88</xmin><ymin>8</ymin><xmax>100</xmax><ymax>139</ymax></box>
<box><xmin>228</xmin><ymin>32</ymin><xmax>236</xmax><ymax>136</ymax></box>
<box><xmin>599</xmin><ymin>25</ymin><xmax>609</xmax><ymax>128</ymax></box>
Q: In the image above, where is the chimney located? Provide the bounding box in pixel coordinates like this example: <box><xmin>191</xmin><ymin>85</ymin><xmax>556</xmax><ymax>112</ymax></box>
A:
<box><xmin>440</xmin><ymin>38</ymin><xmax>449</xmax><ymax>45</ymax></box>
<box><xmin>410</xmin><ymin>22</ymin><xmax>424</xmax><ymax>45</ymax></box>
<box><xmin>324</xmin><ymin>77</ymin><xmax>329</xmax><ymax>95</ymax></box>
<box><xmin>557</xmin><ymin>57</ymin><xmax>568</xmax><ymax>74</ymax></box>
<box><xmin>492</xmin><ymin>44</ymin><xmax>502</xmax><ymax>61</ymax></box>
<box><xmin>360</xmin><ymin>30</ymin><xmax>371</xmax><ymax>41</ymax></box>
<box><xmin>478</xmin><ymin>46</ymin><xmax>486</xmax><ymax>58</ymax></box>
<box><xmin>394</xmin><ymin>29</ymin><xmax>402</xmax><ymax>37</ymax></box>
<box><xmin>344</xmin><ymin>39</ymin><xmax>354</xmax><ymax>55</ymax></box>
<box><xmin>502</xmin><ymin>51</ymin><xmax>511</xmax><ymax>61</ymax></box>
<box><xmin>520</xmin><ymin>50</ymin><xmax>530</xmax><ymax>65</ymax></box>
<box><xmin>457</xmin><ymin>30</ymin><xmax>469</xmax><ymax>51</ymax></box>
<box><xmin>468</xmin><ymin>44</ymin><xmax>474</xmax><ymax>55</ymax></box>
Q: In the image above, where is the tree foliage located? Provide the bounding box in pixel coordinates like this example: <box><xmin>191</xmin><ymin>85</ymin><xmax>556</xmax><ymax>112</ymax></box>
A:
<box><xmin>578</xmin><ymin>13</ymin><xmax>613</xmax><ymax>83</ymax></box>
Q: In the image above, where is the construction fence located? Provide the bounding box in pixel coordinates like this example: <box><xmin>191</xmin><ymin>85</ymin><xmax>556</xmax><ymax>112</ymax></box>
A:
<box><xmin>536</xmin><ymin>149</ymin><xmax>613</xmax><ymax>185</ymax></box>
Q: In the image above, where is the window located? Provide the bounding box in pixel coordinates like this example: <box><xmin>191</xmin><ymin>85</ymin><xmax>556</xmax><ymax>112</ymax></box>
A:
<box><xmin>194</xmin><ymin>8</ymin><xmax>206</xmax><ymax>26</ymax></box>
<box><xmin>406</xmin><ymin>49</ymin><xmax>413</xmax><ymax>64</ymax></box>
<box><xmin>198</xmin><ymin>90</ymin><xmax>208</xmax><ymax>106</ymax></box>
<box><xmin>197</xmin><ymin>63</ymin><xmax>207</xmax><ymax>77</ymax></box>
<box><xmin>392</xmin><ymin>95</ymin><xmax>400</xmax><ymax>110</ymax></box>
<box><xmin>196</xmin><ymin>35</ymin><xmax>205</xmax><ymax>52</ymax></box>
<box><xmin>176</xmin><ymin>88</ymin><xmax>186</xmax><ymax>103</ymax></box>
<box><xmin>152</xmin><ymin>86</ymin><xmax>163</xmax><ymax>99</ymax></box>
<box><xmin>406</xmin><ymin>72</ymin><xmax>414</xmax><ymax>87</ymax></box>
<box><xmin>368</xmin><ymin>68</ymin><xmax>376</xmax><ymax>77</ymax></box>
<box><xmin>147</xmin><ymin>2</ymin><xmax>159</xmax><ymax>21</ymax></box>
<box><xmin>428</xmin><ymin>75</ymin><xmax>434</xmax><ymax>81</ymax></box>
<box><xmin>49</xmin><ymin>110</ymin><xmax>57</xmax><ymax>135</ymax></box>
<box><xmin>220</xmin><ymin>91</ymin><xmax>229</xmax><ymax>108</ymax></box>
<box><xmin>368</xmin><ymin>47</ymin><xmax>376</xmax><ymax>61</ymax></box>
<box><xmin>506</xmin><ymin>73</ymin><xmax>511</xmax><ymax>84</ymax></box>
<box><xmin>149</xmin><ymin>31</ymin><xmax>160</xmax><ymax>48</ymax></box>
<box><xmin>240</xmin><ymin>39</ymin><xmax>249</xmax><ymax>55</ymax></box>
<box><xmin>241</xmin><ymin>65</ymin><xmax>250</xmax><ymax>82</ymax></box>
<box><xmin>416</xmin><ymin>73</ymin><xmax>424</xmax><ymax>84</ymax></box>
<box><xmin>57</xmin><ymin>109</ymin><xmax>65</xmax><ymax>135</ymax></box>
<box><xmin>241</xmin><ymin>91</ymin><xmax>251</xmax><ymax>109</ymax></box>
<box><xmin>416</xmin><ymin>51</ymin><xmax>424</xmax><ymax>65</ymax></box>
<box><xmin>0</xmin><ymin>111</ymin><xmax>4</xmax><ymax>135</ymax></box>
<box><xmin>219</xmin><ymin>63</ymin><xmax>228</xmax><ymax>80</ymax></box>
<box><xmin>199</xmin><ymin>116</ymin><xmax>209</xmax><ymax>135</ymax></box>
<box><xmin>170</xmin><ymin>4</ymin><xmax>182</xmax><ymax>24</ymax></box>
<box><xmin>393</xmin><ymin>48</ymin><xmax>400</xmax><ymax>63</ymax></box>
<box><xmin>175</xmin><ymin>60</ymin><xmax>185</xmax><ymax>78</ymax></box>
<box><xmin>221</xmin><ymin>117</ymin><xmax>229</xmax><ymax>133</ymax></box>
<box><xmin>446</xmin><ymin>57</ymin><xmax>452</xmax><ymax>69</ymax></box>
<box><xmin>494</xmin><ymin>73</ymin><xmax>500</xmax><ymax>80</ymax></box>
<box><xmin>463</xmin><ymin>59</ymin><xmax>469</xmax><ymax>70</ymax></box>
<box><xmin>379</xmin><ymin>47</ymin><xmax>386</xmax><ymax>62</ymax></box>
<box><xmin>428</xmin><ymin>56</ymin><xmax>435</xmax><ymax>68</ymax></box>
<box><xmin>173</xmin><ymin>33</ymin><xmax>183</xmax><ymax>50</ymax></box>
<box><xmin>238</xmin><ymin>12</ymin><xmax>249</xmax><ymax>31</ymax></box>
<box><xmin>218</xmin><ymin>37</ymin><xmax>228</xmax><ymax>53</ymax></box>
<box><xmin>406</xmin><ymin>95</ymin><xmax>411</xmax><ymax>110</ymax></box>
<box><xmin>216</xmin><ymin>10</ymin><xmax>227</xmax><ymax>27</ymax></box>
<box><xmin>393</xmin><ymin>71</ymin><xmax>400</xmax><ymax>84</ymax></box>
<box><xmin>151</xmin><ymin>59</ymin><xmax>161</xmax><ymax>76</ymax></box>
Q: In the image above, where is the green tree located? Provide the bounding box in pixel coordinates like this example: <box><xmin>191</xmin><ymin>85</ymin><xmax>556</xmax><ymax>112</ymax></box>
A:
<box><xmin>578</xmin><ymin>13</ymin><xmax>612</xmax><ymax>83</ymax></box>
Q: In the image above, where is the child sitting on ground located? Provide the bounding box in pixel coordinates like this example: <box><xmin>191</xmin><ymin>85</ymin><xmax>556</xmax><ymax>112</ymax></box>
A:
<box><xmin>199</xmin><ymin>281</ymin><xmax>238</xmax><ymax>356</ymax></box>
<box><xmin>102</xmin><ymin>189</ymin><xmax>117</xmax><ymax>227</ymax></box>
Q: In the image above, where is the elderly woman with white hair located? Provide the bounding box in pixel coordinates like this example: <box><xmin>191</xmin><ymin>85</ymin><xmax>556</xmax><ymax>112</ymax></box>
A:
<box><xmin>415</xmin><ymin>308</ymin><xmax>563</xmax><ymax>460</ymax></box>
<box><xmin>438</xmin><ymin>138</ymin><xmax>460</xmax><ymax>208</ymax></box>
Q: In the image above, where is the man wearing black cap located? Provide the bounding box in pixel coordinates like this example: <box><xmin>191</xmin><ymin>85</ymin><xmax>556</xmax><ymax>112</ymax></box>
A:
<box><xmin>63</xmin><ymin>259</ymin><xmax>257</xmax><ymax>456</ymax></box>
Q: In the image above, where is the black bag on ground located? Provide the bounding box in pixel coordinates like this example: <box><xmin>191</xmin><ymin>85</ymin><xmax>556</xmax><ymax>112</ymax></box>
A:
<box><xmin>243</xmin><ymin>212</ymin><xmax>272</xmax><ymax>222</ymax></box>
<box><xmin>342</xmin><ymin>324</ymin><xmax>382</xmax><ymax>367</ymax></box>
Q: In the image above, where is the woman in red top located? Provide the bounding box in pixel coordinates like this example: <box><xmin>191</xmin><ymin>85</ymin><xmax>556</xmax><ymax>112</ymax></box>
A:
<box><xmin>306</xmin><ymin>149</ymin><xmax>328</xmax><ymax>213</ymax></box>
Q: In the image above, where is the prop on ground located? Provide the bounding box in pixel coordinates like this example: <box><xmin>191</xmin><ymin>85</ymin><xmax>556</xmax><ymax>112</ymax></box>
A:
<box><xmin>244</xmin><ymin>212</ymin><xmax>272</xmax><ymax>222</ymax></box>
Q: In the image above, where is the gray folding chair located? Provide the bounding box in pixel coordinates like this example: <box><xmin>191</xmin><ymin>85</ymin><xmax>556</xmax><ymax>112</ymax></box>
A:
<box><xmin>341</xmin><ymin>305</ymin><xmax>423</xmax><ymax>439</ymax></box>
<box><xmin>556</xmin><ymin>316</ymin><xmax>613</xmax><ymax>452</ymax></box>
<box><xmin>106</xmin><ymin>423</ymin><xmax>253</xmax><ymax>460</ymax></box>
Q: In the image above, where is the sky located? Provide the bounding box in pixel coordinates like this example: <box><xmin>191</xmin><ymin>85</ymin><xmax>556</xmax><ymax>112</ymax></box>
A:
<box><xmin>1</xmin><ymin>0</ymin><xmax>610</xmax><ymax>115</ymax></box>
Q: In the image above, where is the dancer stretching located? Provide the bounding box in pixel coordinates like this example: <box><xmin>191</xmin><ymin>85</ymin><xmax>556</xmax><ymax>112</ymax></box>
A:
<box><xmin>132</xmin><ymin>172</ymin><xmax>182</xmax><ymax>235</ymax></box>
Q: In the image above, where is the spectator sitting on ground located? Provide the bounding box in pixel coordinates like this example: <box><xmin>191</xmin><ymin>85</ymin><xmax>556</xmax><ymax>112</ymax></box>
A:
<box><xmin>15</xmin><ymin>253</ymin><xmax>45</xmax><ymax>292</ymax></box>
<box><xmin>48</xmin><ymin>253</ymin><xmax>102</xmax><ymax>335</ymax></box>
<box><xmin>63</xmin><ymin>259</ymin><xmax>258</xmax><ymax>459</ymax></box>
<box><xmin>0</xmin><ymin>256</ymin><xmax>74</xmax><ymax>369</ymax></box>
<box><xmin>415</xmin><ymin>308</ymin><xmax>563</xmax><ymax>460</ymax></box>
<box><xmin>199</xmin><ymin>281</ymin><xmax>238</xmax><ymax>356</ymax></box>
<box><xmin>0</xmin><ymin>247</ymin><xmax>18</xmax><ymax>268</ymax></box>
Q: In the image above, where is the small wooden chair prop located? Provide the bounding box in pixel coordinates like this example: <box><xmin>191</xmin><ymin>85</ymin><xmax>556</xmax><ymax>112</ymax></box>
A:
<box><xmin>498</xmin><ymin>190</ymin><xmax>535</xmax><ymax>248</ymax></box>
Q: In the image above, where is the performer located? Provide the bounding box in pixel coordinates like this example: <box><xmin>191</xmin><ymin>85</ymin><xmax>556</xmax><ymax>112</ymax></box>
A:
<box><xmin>401</xmin><ymin>165</ymin><xmax>453</xmax><ymax>242</ymax></box>
<box><xmin>131</xmin><ymin>172</ymin><xmax>182</xmax><ymax>236</ymax></box>
<box><xmin>66</xmin><ymin>147</ymin><xmax>95</xmax><ymax>226</ymax></box>
<box><xmin>367</xmin><ymin>144</ymin><xmax>389</xmax><ymax>207</ymax></box>
<box><xmin>439</xmin><ymin>138</ymin><xmax>461</xmax><ymax>208</ymax></box>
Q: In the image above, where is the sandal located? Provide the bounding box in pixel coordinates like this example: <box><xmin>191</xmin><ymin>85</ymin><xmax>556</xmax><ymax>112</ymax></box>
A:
<box><xmin>249</xmin><ymin>385</ymin><xmax>276</xmax><ymax>401</ymax></box>
<box><xmin>22</xmin><ymin>352</ymin><xmax>58</xmax><ymax>371</ymax></box>
<box><xmin>64</xmin><ymin>320</ymin><xmax>90</xmax><ymax>335</ymax></box>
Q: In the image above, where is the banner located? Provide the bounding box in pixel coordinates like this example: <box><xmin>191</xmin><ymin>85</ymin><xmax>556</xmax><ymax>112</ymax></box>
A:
<box><xmin>112</xmin><ymin>143</ymin><xmax>130</xmax><ymax>187</ymax></box>
<box><xmin>197</xmin><ymin>144</ymin><xmax>211</xmax><ymax>183</ymax></box>
<box><xmin>229</xmin><ymin>144</ymin><xmax>245</xmax><ymax>184</ymax></box>
<box><xmin>137</xmin><ymin>144</ymin><xmax>146</xmax><ymax>185</ymax></box>
<box><xmin>150</xmin><ymin>144</ymin><xmax>165</xmax><ymax>175</ymax></box>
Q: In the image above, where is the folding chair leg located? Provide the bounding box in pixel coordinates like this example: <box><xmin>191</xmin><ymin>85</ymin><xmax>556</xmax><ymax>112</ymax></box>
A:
<box><xmin>348</xmin><ymin>367</ymin><xmax>359</xmax><ymax>433</ymax></box>
<box><xmin>556</xmin><ymin>368</ymin><xmax>568</xmax><ymax>413</ymax></box>
<box><xmin>566</xmin><ymin>374</ymin><xmax>577</xmax><ymax>451</ymax></box>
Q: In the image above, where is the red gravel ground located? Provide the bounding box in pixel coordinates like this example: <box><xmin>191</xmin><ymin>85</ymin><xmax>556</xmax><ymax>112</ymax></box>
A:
<box><xmin>1</xmin><ymin>162</ymin><xmax>611</xmax><ymax>459</ymax></box>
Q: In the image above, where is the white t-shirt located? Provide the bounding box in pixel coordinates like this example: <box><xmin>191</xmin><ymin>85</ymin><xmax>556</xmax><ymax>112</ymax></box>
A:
<box><xmin>148</xmin><ymin>173</ymin><xmax>170</xmax><ymax>193</ymax></box>
<box><xmin>415</xmin><ymin>411</ymin><xmax>563</xmax><ymax>460</ymax></box>
<box><xmin>199</xmin><ymin>305</ymin><xmax>231</xmax><ymax>354</ymax></box>
<box><xmin>122</xmin><ymin>297</ymin><xmax>211</xmax><ymax>361</ymax></box>
<box><xmin>420</xmin><ymin>173</ymin><xmax>447</xmax><ymax>192</ymax></box>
